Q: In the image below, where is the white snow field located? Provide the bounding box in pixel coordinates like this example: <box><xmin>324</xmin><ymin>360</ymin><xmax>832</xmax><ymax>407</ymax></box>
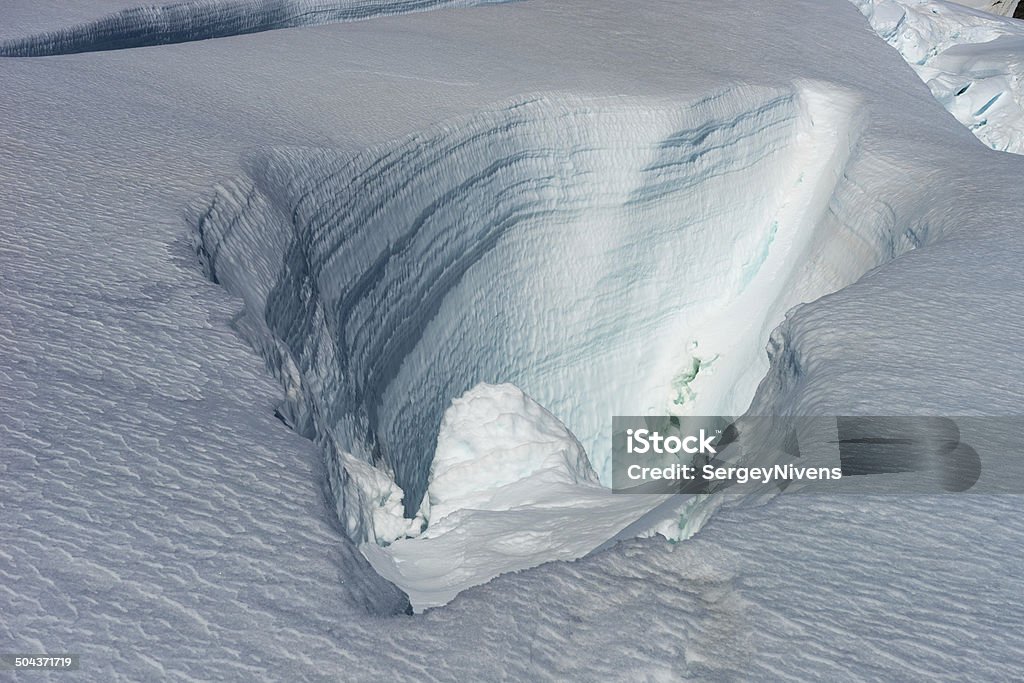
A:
<box><xmin>0</xmin><ymin>0</ymin><xmax>518</xmax><ymax>56</ymax></box>
<box><xmin>855</xmin><ymin>0</ymin><xmax>1024</xmax><ymax>153</ymax></box>
<box><xmin>2</xmin><ymin>0</ymin><xmax>1024</xmax><ymax>679</ymax></box>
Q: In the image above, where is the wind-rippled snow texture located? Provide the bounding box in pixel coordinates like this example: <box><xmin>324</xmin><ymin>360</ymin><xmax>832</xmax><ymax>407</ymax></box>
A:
<box><xmin>0</xmin><ymin>0</ymin><xmax>515</xmax><ymax>56</ymax></box>
<box><xmin>854</xmin><ymin>0</ymin><xmax>1024</xmax><ymax>153</ymax></box>
<box><xmin>6</xmin><ymin>0</ymin><xmax>1024</xmax><ymax>676</ymax></box>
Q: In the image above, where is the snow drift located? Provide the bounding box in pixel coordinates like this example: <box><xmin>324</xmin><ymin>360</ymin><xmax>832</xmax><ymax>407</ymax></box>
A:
<box><xmin>425</xmin><ymin>382</ymin><xmax>600</xmax><ymax>525</ymax></box>
<box><xmin>359</xmin><ymin>381</ymin><xmax>681</xmax><ymax>609</ymax></box>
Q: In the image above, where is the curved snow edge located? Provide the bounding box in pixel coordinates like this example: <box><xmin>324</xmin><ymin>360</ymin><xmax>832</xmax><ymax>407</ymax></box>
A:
<box><xmin>0</xmin><ymin>0</ymin><xmax>518</xmax><ymax>57</ymax></box>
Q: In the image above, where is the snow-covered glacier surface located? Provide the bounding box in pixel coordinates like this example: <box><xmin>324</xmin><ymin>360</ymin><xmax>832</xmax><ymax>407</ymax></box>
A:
<box><xmin>4</xmin><ymin>0</ymin><xmax>1024</xmax><ymax>678</ymax></box>
<box><xmin>855</xmin><ymin>0</ymin><xmax>1024</xmax><ymax>152</ymax></box>
<box><xmin>0</xmin><ymin>0</ymin><xmax>516</xmax><ymax>56</ymax></box>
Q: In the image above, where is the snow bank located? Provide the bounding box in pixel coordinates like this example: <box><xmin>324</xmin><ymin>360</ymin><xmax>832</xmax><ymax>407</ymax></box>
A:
<box><xmin>426</xmin><ymin>382</ymin><xmax>599</xmax><ymax>526</ymax></box>
<box><xmin>853</xmin><ymin>0</ymin><xmax>1024</xmax><ymax>152</ymax></box>
<box><xmin>0</xmin><ymin>0</ymin><xmax>514</xmax><ymax>56</ymax></box>
<box><xmin>362</xmin><ymin>382</ymin><xmax>696</xmax><ymax>610</ymax></box>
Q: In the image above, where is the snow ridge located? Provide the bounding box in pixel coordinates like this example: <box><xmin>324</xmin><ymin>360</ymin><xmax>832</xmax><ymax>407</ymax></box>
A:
<box><xmin>0</xmin><ymin>0</ymin><xmax>515</xmax><ymax>57</ymax></box>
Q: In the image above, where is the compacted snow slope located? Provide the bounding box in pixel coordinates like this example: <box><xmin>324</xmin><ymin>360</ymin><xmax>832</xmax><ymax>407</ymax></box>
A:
<box><xmin>2</xmin><ymin>0</ymin><xmax>1024</xmax><ymax>679</ymax></box>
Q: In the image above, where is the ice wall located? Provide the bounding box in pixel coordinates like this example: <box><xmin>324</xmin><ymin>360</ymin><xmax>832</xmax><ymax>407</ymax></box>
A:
<box><xmin>192</xmin><ymin>82</ymin><xmax>940</xmax><ymax>562</ymax></box>
<box><xmin>0</xmin><ymin>0</ymin><xmax>514</xmax><ymax>56</ymax></box>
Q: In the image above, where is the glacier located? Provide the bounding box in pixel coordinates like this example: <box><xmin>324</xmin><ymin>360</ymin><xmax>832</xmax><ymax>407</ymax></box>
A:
<box><xmin>3</xmin><ymin>0</ymin><xmax>1024</xmax><ymax>678</ymax></box>
<box><xmin>855</xmin><ymin>0</ymin><xmax>1024</xmax><ymax>153</ymax></box>
<box><xmin>0</xmin><ymin>0</ymin><xmax>516</xmax><ymax>56</ymax></box>
<box><xmin>191</xmin><ymin>81</ymin><xmax>957</xmax><ymax>606</ymax></box>
<box><xmin>950</xmin><ymin>0</ymin><xmax>1023</xmax><ymax>16</ymax></box>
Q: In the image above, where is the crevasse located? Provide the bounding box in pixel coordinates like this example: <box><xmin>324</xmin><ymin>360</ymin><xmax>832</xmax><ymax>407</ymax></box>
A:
<box><xmin>192</xmin><ymin>83</ymin><xmax>939</xmax><ymax>604</ymax></box>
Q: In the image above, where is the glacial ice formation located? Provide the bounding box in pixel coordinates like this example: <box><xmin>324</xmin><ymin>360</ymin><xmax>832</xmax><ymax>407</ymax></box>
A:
<box><xmin>854</xmin><ymin>0</ymin><xmax>1024</xmax><ymax>153</ymax></box>
<box><xmin>950</xmin><ymin>0</ymin><xmax>1022</xmax><ymax>16</ymax></box>
<box><xmin>193</xmin><ymin>81</ymin><xmax>953</xmax><ymax>603</ymax></box>
<box><xmin>0</xmin><ymin>0</ymin><xmax>513</xmax><ymax>56</ymax></box>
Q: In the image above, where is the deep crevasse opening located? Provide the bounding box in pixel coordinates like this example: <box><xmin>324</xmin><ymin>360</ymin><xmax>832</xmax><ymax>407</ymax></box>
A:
<box><xmin>192</xmin><ymin>83</ymin><xmax>931</xmax><ymax>608</ymax></box>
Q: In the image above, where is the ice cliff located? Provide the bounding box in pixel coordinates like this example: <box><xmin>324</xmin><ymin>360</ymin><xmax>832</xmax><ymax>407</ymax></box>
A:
<box><xmin>190</xmin><ymin>81</ymin><xmax>960</xmax><ymax>605</ymax></box>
